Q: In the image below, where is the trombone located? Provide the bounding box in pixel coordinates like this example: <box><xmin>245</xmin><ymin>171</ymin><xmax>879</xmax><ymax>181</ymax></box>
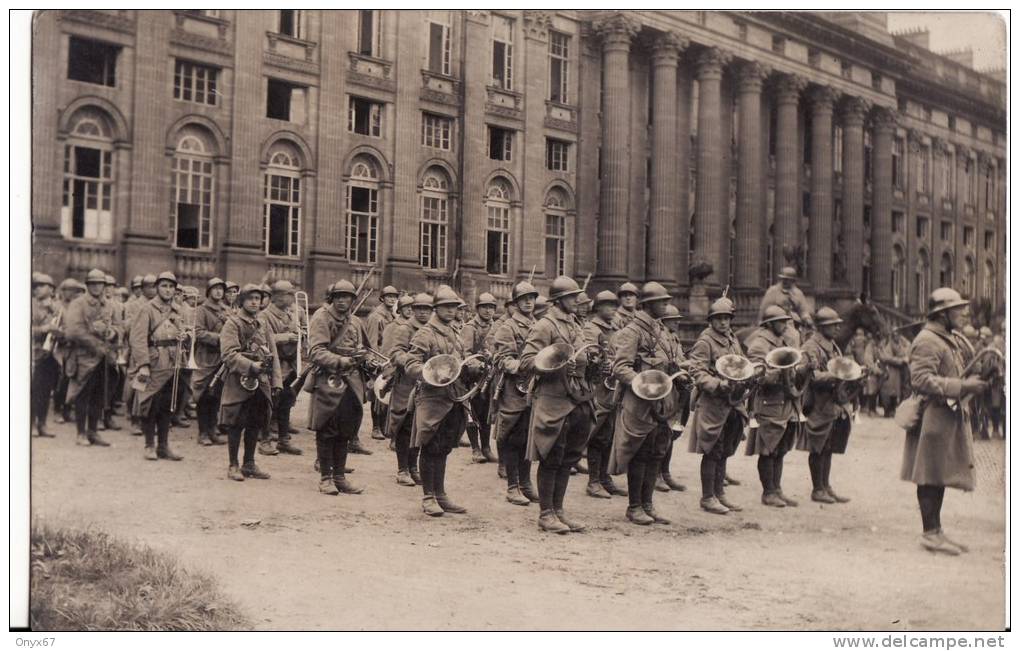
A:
<box><xmin>293</xmin><ymin>290</ymin><xmax>310</xmax><ymax>376</ymax></box>
<box><xmin>170</xmin><ymin>315</ymin><xmax>199</xmax><ymax>413</ymax></box>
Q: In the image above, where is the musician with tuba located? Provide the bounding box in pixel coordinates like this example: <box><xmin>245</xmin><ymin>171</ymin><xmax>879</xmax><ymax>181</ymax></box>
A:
<box><xmin>382</xmin><ymin>292</ymin><xmax>432</xmax><ymax>487</ymax></box>
<box><xmin>31</xmin><ymin>272</ymin><xmax>60</xmax><ymax>438</ymax></box>
<box><xmin>745</xmin><ymin>306</ymin><xmax>801</xmax><ymax>508</ymax></box>
<box><xmin>364</xmin><ymin>285</ymin><xmax>399</xmax><ymax>441</ymax></box>
<box><xmin>190</xmin><ymin>277</ymin><xmax>229</xmax><ymax>446</ymax></box>
<box><xmin>405</xmin><ymin>286</ymin><xmax>485</xmax><ymax>517</ymax></box>
<box><xmin>490</xmin><ymin>281</ymin><xmax>541</xmax><ymax>506</ymax></box>
<box><xmin>607</xmin><ymin>282</ymin><xmax>681</xmax><ymax>526</ymax></box>
<box><xmin>795</xmin><ymin>306</ymin><xmax>853</xmax><ymax>504</ymax></box>
<box><xmin>582</xmin><ymin>290</ymin><xmax>627</xmax><ymax>500</ymax></box>
<box><xmin>127</xmin><ymin>271</ymin><xmax>190</xmax><ymax>461</ymax></box>
<box><xmin>459</xmin><ymin>292</ymin><xmax>499</xmax><ymax>464</ymax></box>
<box><xmin>305</xmin><ymin>280</ymin><xmax>368</xmax><ymax>495</ymax></box>
<box><xmin>257</xmin><ymin>280</ymin><xmax>304</xmax><ymax>456</ymax></box>
<box><xmin>218</xmin><ymin>283</ymin><xmax>280</xmax><ymax>481</ymax></box>
<box><xmin>519</xmin><ymin>276</ymin><xmax>594</xmax><ymax>534</ymax></box>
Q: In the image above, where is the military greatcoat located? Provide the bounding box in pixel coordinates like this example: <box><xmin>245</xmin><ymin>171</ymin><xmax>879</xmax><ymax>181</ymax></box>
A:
<box><xmin>686</xmin><ymin>326</ymin><xmax>748</xmax><ymax>454</ymax></box>
<box><xmin>405</xmin><ymin>314</ymin><xmax>471</xmax><ymax>448</ymax></box>
<box><xmin>490</xmin><ymin>310</ymin><xmax>534</xmax><ymax>442</ymax></box>
<box><xmin>383</xmin><ymin>315</ymin><xmax>426</xmax><ymax>436</ymax></box>
<box><xmin>305</xmin><ymin>303</ymin><xmax>367</xmax><ymax>431</ymax></box>
<box><xmin>127</xmin><ymin>297</ymin><xmax>189</xmax><ymax>416</ymax></box>
<box><xmin>218</xmin><ymin>309</ymin><xmax>282</xmax><ymax>427</ymax></box>
<box><xmin>190</xmin><ymin>298</ymin><xmax>229</xmax><ymax>400</ymax></box>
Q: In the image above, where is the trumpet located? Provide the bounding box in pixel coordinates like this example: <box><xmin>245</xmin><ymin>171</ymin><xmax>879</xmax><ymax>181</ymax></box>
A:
<box><xmin>294</xmin><ymin>290</ymin><xmax>309</xmax><ymax>377</ymax></box>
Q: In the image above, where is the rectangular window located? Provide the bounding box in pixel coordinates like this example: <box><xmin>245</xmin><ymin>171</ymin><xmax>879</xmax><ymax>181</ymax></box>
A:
<box><xmin>264</xmin><ymin>173</ymin><xmax>300</xmax><ymax>257</ymax></box>
<box><xmin>67</xmin><ymin>36</ymin><xmax>118</xmax><ymax>87</ymax></box>
<box><xmin>488</xmin><ymin>126</ymin><xmax>513</xmax><ymax>161</ymax></box>
<box><xmin>919</xmin><ymin>145</ymin><xmax>931</xmax><ymax>194</ymax></box>
<box><xmin>491</xmin><ymin>14</ymin><xmax>513</xmax><ymax>90</ymax></box>
<box><xmin>427</xmin><ymin>19</ymin><xmax>451</xmax><ymax>75</ymax></box>
<box><xmin>267</xmin><ymin>79</ymin><xmax>301</xmax><ymax>121</ymax></box>
<box><xmin>349</xmin><ymin>97</ymin><xmax>383</xmax><ymax>137</ymax></box>
<box><xmin>984</xmin><ymin>230</ymin><xmax>995</xmax><ymax>250</ymax></box>
<box><xmin>172</xmin><ymin>155</ymin><xmax>214</xmax><ymax>250</ymax></box>
<box><xmin>840</xmin><ymin>60</ymin><xmax>853</xmax><ymax>79</ymax></box>
<box><xmin>486</xmin><ymin>204</ymin><xmax>510</xmax><ymax>276</ymax></box>
<box><xmin>940</xmin><ymin>221</ymin><xmax>953</xmax><ymax>242</ymax></box>
<box><xmin>548</xmin><ymin>31</ymin><xmax>569</xmax><ymax>103</ymax></box>
<box><xmin>346</xmin><ymin>185</ymin><xmax>378</xmax><ymax>264</ymax></box>
<box><xmin>421</xmin><ymin>113</ymin><xmax>452</xmax><ymax>150</ymax></box>
<box><xmin>916</xmin><ymin>216</ymin><xmax>929</xmax><ymax>240</ymax></box>
<box><xmin>892</xmin><ymin>211</ymin><xmax>905</xmax><ymax>234</ymax></box>
<box><xmin>546</xmin><ymin>139</ymin><xmax>569</xmax><ymax>172</ymax></box>
<box><xmin>941</xmin><ymin>153</ymin><xmax>953</xmax><ymax>198</ymax></box>
<box><xmin>358</xmin><ymin>10</ymin><xmax>382</xmax><ymax>57</ymax></box>
<box><xmin>964</xmin><ymin>226</ymin><xmax>975</xmax><ymax>247</ymax></box>
<box><xmin>544</xmin><ymin>213</ymin><xmax>566</xmax><ymax>277</ymax></box>
<box><xmin>420</xmin><ymin>194</ymin><xmax>448</xmax><ymax>270</ymax></box>
<box><xmin>892</xmin><ymin>137</ymin><xmax>905</xmax><ymax>187</ymax></box>
<box><xmin>279</xmin><ymin>10</ymin><xmax>301</xmax><ymax>38</ymax></box>
<box><xmin>871</xmin><ymin>72</ymin><xmax>882</xmax><ymax>90</ymax></box>
<box><xmin>174</xmin><ymin>60</ymin><xmax>218</xmax><ymax>106</ymax></box>
<box><xmin>61</xmin><ymin>145</ymin><xmax>114</xmax><ymax>241</ymax></box>
<box><xmin>984</xmin><ymin>168</ymin><xmax>993</xmax><ymax>211</ymax></box>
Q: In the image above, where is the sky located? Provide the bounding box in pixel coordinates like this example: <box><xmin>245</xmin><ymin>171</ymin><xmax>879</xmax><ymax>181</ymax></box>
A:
<box><xmin>885</xmin><ymin>11</ymin><xmax>1007</xmax><ymax>71</ymax></box>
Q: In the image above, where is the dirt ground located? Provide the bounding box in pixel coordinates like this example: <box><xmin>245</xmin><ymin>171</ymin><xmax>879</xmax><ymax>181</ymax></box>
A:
<box><xmin>29</xmin><ymin>397</ymin><xmax>1006</xmax><ymax>631</ymax></box>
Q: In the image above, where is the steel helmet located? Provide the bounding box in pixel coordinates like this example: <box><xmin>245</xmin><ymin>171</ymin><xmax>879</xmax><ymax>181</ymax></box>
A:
<box><xmin>708</xmin><ymin>297</ymin><xmax>735</xmax><ymax>319</ymax></box>
<box><xmin>238</xmin><ymin>283</ymin><xmax>266</xmax><ymax>301</ymax></box>
<box><xmin>329</xmin><ymin>279</ymin><xmax>357</xmax><ymax>298</ymax></box>
<box><xmin>476</xmin><ymin>292</ymin><xmax>498</xmax><ymax>308</ymax></box>
<box><xmin>104</xmin><ymin>274</ymin><xmax>116</xmax><ymax>286</ymax></box>
<box><xmin>594</xmin><ymin>290</ymin><xmax>618</xmax><ymax>306</ymax></box>
<box><xmin>272</xmin><ymin>279</ymin><xmax>296</xmax><ymax>295</ymax></box>
<box><xmin>32</xmin><ymin>272</ymin><xmax>55</xmax><ymax>288</ymax></box>
<box><xmin>206</xmin><ymin>277</ymin><xmax>226</xmax><ymax>294</ymax></box>
<box><xmin>142</xmin><ymin>274</ymin><xmax>158</xmax><ymax>286</ymax></box>
<box><xmin>512</xmin><ymin>281</ymin><xmax>539</xmax><ymax>302</ymax></box>
<box><xmin>927</xmin><ymin>287</ymin><xmax>969</xmax><ymax>317</ymax></box>
<box><xmin>814</xmin><ymin>306</ymin><xmax>844</xmax><ymax>326</ymax></box>
<box><xmin>777</xmin><ymin>266</ymin><xmax>798</xmax><ymax>280</ymax></box>
<box><xmin>117</xmin><ymin>286</ymin><xmax>130</xmax><ymax>298</ymax></box>
<box><xmin>639</xmin><ymin>281</ymin><xmax>671</xmax><ymax>304</ymax></box>
<box><xmin>618</xmin><ymin>282</ymin><xmax>639</xmax><ymax>297</ymax></box>
<box><xmin>85</xmin><ymin>268</ymin><xmax>107</xmax><ymax>285</ymax></box>
<box><xmin>156</xmin><ymin>271</ymin><xmax>179</xmax><ymax>286</ymax></box>
<box><xmin>433</xmin><ymin>285</ymin><xmax>461</xmax><ymax>308</ymax></box>
<box><xmin>58</xmin><ymin>278</ymin><xmax>78</xmax><ymax>291</ymax></box>
<box><xmin>224</xmin><ymin>280</ymin><xmax>239</xmax><ymax>292</ymax></box>
<box><xmin>397</xmin><ymin>294</ymin><xmax>416</xmax><ymax>309</ymax></box>
<box><xmin>548</xmin><ymin>275</ymin><xmax>582</xmax><ymax>302</ymax></box>
<box><xmin>412</xmin><ymin>292</ymin><xmax>434</xmax><ymax>308</ymax></box>
<box><xmin>184</xmin><ymin>285</ymin><xmax>201</xmax><ymax>298</ymax></box>
<box><xmin>761</xmin><ymin>305</ymin><xmax>792</xmax><ymax>325</ymax></box>
<box><xmin>70</xmin><ymin>279</ymin><xmax>87</xmax><ymax>292</ymax></box>
<box><xmin>380</xmin><ymin>285</ymin><xmax>399</xmax><ymax>297</ymax></box>
<box><xmin>534</xmin><ymin>295</ymin><xmax>550</xmax><ymax>314</ymax></box>
<box><xmin>660</xmin><ymin>304</ymin><xmax>684</xmax><ymax>321</ymax></box>
<box><xmin>131</xmin><ymin>275</ymin><xmax>143</xmax><ymax>289</ymax></box>
<box><xmin>576</xmin><ymin>292</ymin><xmax>592</xmax><ymax>306</ymax></box>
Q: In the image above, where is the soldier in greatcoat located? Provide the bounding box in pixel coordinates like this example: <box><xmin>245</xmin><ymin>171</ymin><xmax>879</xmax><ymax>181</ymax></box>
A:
<box><xmin>304</xmin><ymin>280</ymin><xmax>368</xmax><ymax>495</ymax></box>
<box><xmin>383</xmin><ymin>292</ymin><xmax>433</xmax><ymax>487</ymax></box>
<box><xmin>878</xmin><ymin>328</ymin><xmax>911</xmax><ymax>417</ymax></box>
<box><xmin>460</xmin><ymin>292</ymin><xmax>499</xmax><ymax>463</ymax></box>
<box><xmin>583</xmin><ymin>290</ymin><xmax>626</xmax><ymax>499</ymax></box>
<box><xmin>364</xmin><ymin>285</ymin><xmax>399</xmax><ymax>440</ymax></box>
<box><xmin>219</xmin><ymin>284</ymin><xmax>281</xmax><ymax>481</ymax></box>
<box><xmin>608</xmin><ymin>282</ymin><xmax>679</xmax><ymax>526</ymax></box>
<box><xmin>52</xmin><ymin>278</ymin><xmax>85</xmax><ymax>424</ymax></box>
<box><xmin>796</xmin><ymin>307</ymin><xmax>853</xmax><ymax>504</ymax></box>
<box><xmin>31</xmin><ymin>273</ymin><xmax>60</xmax><ymax>438</ymax></box>
<box><xmin>611</xmin><ymin>282</ymin><xmax>640</xmax><ymax>329</ymax></box>
<box><xmin>100</xmin><ymin>274</ymin><xmax>124</xmax><ymax>432</ymax></box>
<box><xmin>657</xmin><ymin>304</ymin><xmax>690</xmax><ymax>493</ymax></box>
<box><xmin>64</xmin><ymin>268</ymin><xmax>117</xmax><ymax>448</ymax></box>
<box><xmin>519</xmin><ymin>276</ymin><xmax>594</xmax><ymax>534</ymax></box>
<box><xmin>405</xmin><ymin>286</ymin><xmax>484</xmax><ymax>516</ymax></box>
<box><xmin>745</xmin><ymin>306</ymin><xmax>800</xmax><ymax>508</ymax></box>
<box><xmin>128</xmin><ymin>271</ymin><xmax>190</xmax><ymax>460</ymax></box>
<box><xmin>901</xmin><ymin>288</ymin><xmax>988</xmax><ymax>555</ymax></box>
<box><xmin>685</xmin><ymin>297</ymin><xmax>747</xmax><ymax>515</ymax></box>
<box><xmin>191</xmin><ymin>277</ymin><xmax>228</xmax><ymax>446</ymax></box>
<box><xmin>490</xmin><ymin>282</ymin><xmax>541</xmax><ymax>506</ymax></box>
<box><xmin>258</xmin><ymin>280</ymin><xmax>304</xmax><ymax>455</ymax></box>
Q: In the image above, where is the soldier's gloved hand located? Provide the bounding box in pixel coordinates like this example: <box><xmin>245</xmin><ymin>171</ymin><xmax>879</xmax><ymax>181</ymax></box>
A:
<box><xmin>136</xmin><ymin>367</ymin><xmax>151</xmax><ymax>384</ymax></box>
<box><xmin>284</xmin><ymin>332</ymin><xmax>299</xmax><ymax>344</ymax></box>
<box><xmin>337</xmin><ymin>356</ymin><xmax>356</xmax><ymax>373</ymax></box>
<box><xmin>249</xmin><ymin>361</ymin><xmax>264</xmax><ymax>375</ymax></box>
<box><xmin>717</xmin><ymin>379</ymin><xmax>731</xmax><ymax>394</ymax></box>
<box><xmin>503</xmin><ymin>359</ymin><xmax>521</xmax><ymax>374</ymax></box>
<box><xmin>564</xmin><ymin>358</ymin><xmax>576</xmax><ymax>375</ymax></box>
<box><xmin>961</xmin><ymin>377</ymin><xmax>989</xmax><ymax>396</ymax></box>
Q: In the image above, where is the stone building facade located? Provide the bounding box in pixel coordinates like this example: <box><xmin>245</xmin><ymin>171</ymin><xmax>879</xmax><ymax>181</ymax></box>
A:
<box><xmin>31</xmin><ymin>10</ymin><xmax>1006</xmax><ymax>320</ymax></box>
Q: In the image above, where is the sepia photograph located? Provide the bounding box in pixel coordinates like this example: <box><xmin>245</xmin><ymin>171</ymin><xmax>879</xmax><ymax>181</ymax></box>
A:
<box><xmin>14</xmin><ymin>7</ymin><xmax>1009</xmax><ymax>638</ymax></box>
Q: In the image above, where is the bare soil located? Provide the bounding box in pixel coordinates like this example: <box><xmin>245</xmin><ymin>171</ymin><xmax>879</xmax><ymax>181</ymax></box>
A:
<box><xmin>30</xmin><ymin>399</ymin><xmax>1006</xmax><ymax>631</ymax></box>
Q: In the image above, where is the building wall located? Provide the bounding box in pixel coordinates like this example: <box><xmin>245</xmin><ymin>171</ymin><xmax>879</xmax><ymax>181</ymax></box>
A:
<box><xmin>32</xmin><ymin>9</ymin><xmax>1006</xmax><ymax>316</ymax></box>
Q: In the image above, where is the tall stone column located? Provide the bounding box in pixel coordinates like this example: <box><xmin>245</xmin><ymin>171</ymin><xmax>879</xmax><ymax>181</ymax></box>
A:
<box><xmin>773</xmin><ymin>74</ymin><xmax>806</xmax><ymax>269</ymax></box>
<box><xmin>594</xmin><ymin>14</ymin><xmax>640</xmax><ymax>282</ymax></box>
<box><xmin>735</xmin><ymin>61</ymin><xmax>768</xmax><ymax>287</ymax></box>
<box><xmin>693</xmin><ymin>47</ymin><xmax>732</xmax><ymax>286</ymax></box>
<box><xmin>841</xmin><ymin>97</ymin><xmax>870</xmax><ymax>293</ymax></box>
<box><xmin>648</xmin><ymin>32</ymin><xmax>687</xmax><ymax>287</ymax></box>
<box><xmin>808</xmin><ymin>85</ymin><xmax>838</xmax><ymax>291</ymax></box>
<box><xmin>869</xmin><ymin>106</ymin><xmax>897</xmax><ymax>303</ymax></box>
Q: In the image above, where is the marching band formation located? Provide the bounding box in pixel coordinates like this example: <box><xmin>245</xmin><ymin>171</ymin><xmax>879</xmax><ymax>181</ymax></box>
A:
<box><xmin>29</xmin><ymin>265</ymin><xmax>1003</xmax><ymax>549</ymax></box>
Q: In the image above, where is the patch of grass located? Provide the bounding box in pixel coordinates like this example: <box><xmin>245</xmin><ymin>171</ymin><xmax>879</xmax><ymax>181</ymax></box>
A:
<box><xmin>30</xmin><ymin>522</ymin><xmax>250</xmax><ymax>631</ymax></box>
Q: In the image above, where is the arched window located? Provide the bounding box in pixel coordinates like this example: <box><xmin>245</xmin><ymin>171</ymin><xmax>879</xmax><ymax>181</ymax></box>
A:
<box><xmin>346</xmin><ymin>155</ymin><xmax>380</xmax><ymax>264</ymax></box>
<box><xmin>264</xmin><ymin>143</ymin><xmax>302</xmax><ymax>257</ymax></box>
<box><xmin>61</xmin><ymin>107</ymin><xmax>115</xmax><ymax>241</ymax></box>
<box><xmin>983</xmin><ymin>260</ymin><xmax>996</xmax><ymax>302</ymax></box>
<box><xmin>914</xmin><ymin>249</ymin><xmax>930</xmax><ymax>313</ymax></box>
<box><xmin>419</xmin><ymin>167</ymin><xmax>450</xmax><ymax>270</ymax></box>
<box><xmin>939</xmin><ymin>252</ymin><xmax>953</xmax><ymax>288</ymax></box>
<box><xmin>962</xmin><ymin>256</ymin><xmax>975</xmax><ymax>298</ymax></box>
<box><xmin>892</xmin><ymin>245</ymin><xmax>906</xmax><ymax>310</ymax></box>
<box><xmin>171</xmin><ymin>127</ymin><xmax>216</xmax><ymax>250</ymax></box>
<box><xmin>544</xmin><ymin>187</ymin><xmax>570</xmax><ymax>277</ymax></box>
<box><xmin>485</xmin><ymin>178</ymin><xmax>512</xmax><ymax>276</ymax></box>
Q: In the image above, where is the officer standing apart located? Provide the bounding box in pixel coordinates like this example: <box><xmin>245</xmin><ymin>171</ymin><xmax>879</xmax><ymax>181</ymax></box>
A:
<box><xmin>128</xmin><ymin>271</ymin><xmax>189</xmax><ymax>461</ymax></box>
<box><xmin>901</xmin><ymin>288</ymin><xmax>987</xmax><ymax>556</ymax></box>
<box><xmin>405</xmin><ymin>286</ymin><xmax>483</xmax><ymax>516</ymax></box>
<box><xmin>219</xmin><ymin>284</ymin><xmax>280</xmax><ymax>481</ymax></box>
<box><xmin>519</xmin><ymin>276</ymin><xmax>594</xmax><ymax>534</ymax></box>
<box><xmin>258</xmin><ymin>280</ymin><xmax>303</xmax><ymax>455</ymax></box>
<box><xmin>383</xmin><ymin>293</ymin><xmax>432</xmax><ymax>486</ymax></box>
<box><xmin>64</xmin><ymin>268</ymin><xmax>116</xmax><ymax>448</ymax></box>
<box><xmin>306</xmin><ymin>280</ymin><xmax>367</xmax><ymax>495</ymax></box>
<box><xmin>460</xmin><ymin>292</ymin><xmax>499</xmax><ymax>463</ymax></box>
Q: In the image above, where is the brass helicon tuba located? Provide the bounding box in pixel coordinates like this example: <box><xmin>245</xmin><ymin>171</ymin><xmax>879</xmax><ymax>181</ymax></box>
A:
<box><xmin>714</xmin><ymin>353</ymin><xmax>765</xmax><ymax>405</ymax></box>
<box><xmin>764</xmin><ymin>346</ymin><xmax>806</xmax><ymax>398</ymax></box>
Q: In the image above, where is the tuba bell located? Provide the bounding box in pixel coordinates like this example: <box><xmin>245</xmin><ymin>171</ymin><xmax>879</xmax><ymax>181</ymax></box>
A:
<box><xmin>421</xmin><ymin>353</ymin><xmax>485</xmax><ymax>388</ymax></box>
<box><xmin>828</xmin><ymin>356</ymin><xmax>864</xmax><ymax>405</ymax></box>
<box><xmin>715</xmin><ymin>354</ymin><xmax>763</xmax><ymax>405</ymax></box>
<box><xmin>765</xmin><ymin>346</ymin><xmax>805</xmax><ymax>398</ymax></box>
<box><xmin>630</xmin><ymin>369</ymin><xmax>692</xmax><ymax>402</ymax></box>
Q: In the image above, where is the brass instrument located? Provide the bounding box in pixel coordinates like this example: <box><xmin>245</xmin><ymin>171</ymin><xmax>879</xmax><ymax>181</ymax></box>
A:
<box><xmin>714</xmin><ymin>353</ymin><xmax>765</xmax><ymax>406</ymax></box>
<box><xmin>764</xmin><ymin>346</ymin><xmax>805</xmax><ymax>398</ymax></box>
<box><xmin>169</xmin><ymin>324</ymin><xmax>192</xmax><ymax>413</ymax></box>
<box><xmin>239</xmin><ymin>340</ymin><xmax>274</xmax><ymax>392</ymax></box>
<box><xmin>185</xmin><ymin>313</ymin><xmax>200</xmax><ymax>371</ymax></box>
<box><xmin>42</xmin><ymin>307</ymin><xmax>63</xmax><ymax>353</ymax></box>
<box><xmin>630</xmin><ymin>369</ymin><xmax>693</xmax><ymax>402</ymax></box>
<box><xmin>422</xmin><ymin>353</ymin><xmax>485</xmax><ymax>388</ymax></box>
<box><xmin>294</xmin><ymin>290</ymin><xmax>310</xmax><ymax>377</ymax></box>
<box><xmin>828</xmin><ymin>356</ymin><xmax>865</xmax><ymax>406</ymax></box>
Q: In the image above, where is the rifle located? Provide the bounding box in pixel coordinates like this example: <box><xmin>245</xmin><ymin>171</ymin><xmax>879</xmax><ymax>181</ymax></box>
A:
<box><xmin>528</xmin><ymin>264</ymin><xmax>537</xmax><ymax>284</ymax></box>
<box><xmin>581</xmin><ymin>273</ymin><xmax>592</xmax><ymax>293</ymax></box>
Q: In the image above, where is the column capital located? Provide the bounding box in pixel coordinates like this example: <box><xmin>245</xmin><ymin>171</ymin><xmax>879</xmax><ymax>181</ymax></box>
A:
<box><xmin>932</xmin><ymin>137</ymin><xmax>953</xmax><ymax>156</ymax></box>
<box><xmin>772</xmin><ymin>73</ymin><xmax>807</xmax><ymax>104</ymax></box>
<box><xmin>808</xmin><ymin>85</ymin><xmax>840</xmax><ymax>112</ymax></box>
<box><xmin>907</xmin><ymin>128</ymin><xmax>925</xmax><ymax>151</ymax></box>
<box><xmin>871</xmin><ymin>105</ymin><xmax>899</xmax><ymax>131</ymax></box>
<box><xmin>594</xmin><ymin>12</ymin><xmax>641</xmax><ymax>50</ymax></box>
<box><xmin>840</xmin><ymin>96</ymin><xmax>871</xmax><ymax>125</ymax></box>
<box><xmin>977</xmin><ymin>150</ymin><xmax>995</xmax><ymax>168</ymax></box>
<box><xmin>736</xmin><ymin>60</ymin><xmax>770</xmax><ymax>93</ymax></box>
<box><xmin>956</xmin><ymin>145</ymin><xmax>973</xmax><ymax>162</ymax></box>
<box><xmin>522</xmin><ymin>10</ymin><xmax>553</xmax><ymax>41</ymax></box>
<box><xmin>651</xmin><ymin>31</ymin><xmax>688</xmax><ymax>65</ymax></box>
<box><xmin>695</xmin><ymin>46</ymin><xmax>731</xmax><ymax>80</ymax></box>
